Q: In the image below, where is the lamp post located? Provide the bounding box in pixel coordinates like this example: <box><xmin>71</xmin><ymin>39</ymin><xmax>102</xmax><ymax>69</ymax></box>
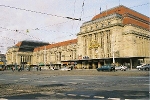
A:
<box><xmin>44</xmin><ymin>46</ymin><xmax>46</xmax><ymax>68</ymax></box>
<box><xmin>113</xmin><ymin>47</ymin><xmax>115</xmax><ymax>64</ymax></box>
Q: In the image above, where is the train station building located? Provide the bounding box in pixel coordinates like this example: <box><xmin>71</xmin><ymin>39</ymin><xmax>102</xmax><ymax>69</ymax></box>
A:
<box><xmin>6</xmin><ymin>5</ymin><xmax>150</xmax><ymax>70</ymax></box>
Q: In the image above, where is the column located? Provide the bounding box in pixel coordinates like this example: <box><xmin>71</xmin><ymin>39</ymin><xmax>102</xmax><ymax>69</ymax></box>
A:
<box><xmin>130</xmin><ymin>59</ymin><xmax>132</xmax><ymax>70</ymax></box>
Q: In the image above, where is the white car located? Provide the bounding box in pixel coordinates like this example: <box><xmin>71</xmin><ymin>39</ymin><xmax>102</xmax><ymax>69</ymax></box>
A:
<box><xmin>115</xmin><ymin>66</ymin><xmax>127</xmax><ymax>71</ymax></box>
<box><xmin>60</xmin><ymin>67</ymin><xmax>71</xmax><ymax>71</ymax></box>
<box><xmin>136</xmin><ymin>64</ymin><xmax>146</xmax><ymax>70</ymax></box>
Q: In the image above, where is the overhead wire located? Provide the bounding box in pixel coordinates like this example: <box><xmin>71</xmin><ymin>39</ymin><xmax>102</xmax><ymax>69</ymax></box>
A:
<box><xmin>0</xmin><ymin>1</ymin><xmax>149</xmax><ymax>51</ymax></box>
<box><xmin>0</xmin><ymin>4</ymin><xmax>81</xmax><ymax>42</ymax></box>
<box><xmin>130</xmin><ymin>3</ymin><xmax>149</xmax><ymax>8</ymax></box>
<box><xmin>0</xmin><ymin>4</ymin><xmax>81</xmax><ymax>21</ymax></box>
<box><xmin>0</xmin><ymin>26</ymin><xmax>42</xmax><ymax>41</ymax></box>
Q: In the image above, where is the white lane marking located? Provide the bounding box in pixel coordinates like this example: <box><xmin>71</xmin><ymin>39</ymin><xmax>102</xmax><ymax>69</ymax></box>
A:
<box><xmin>6</xmin><ymin>89</ymin><xmax>13</xmax><ymax>91</ymax></box>
<box><xmin>0</xmin><ymin>79</ymin><xmax>5</xmax><ymax>80</ymax></box>
<box><xmin>24</xmin><ymin>90</ymin><xmax>32</xmax><ymax>92</ymax></box>
<box><xmin>56</xmin><ymin>93</ymin><xmax>66</xmax><ymax>96</ymax></box>
<box><xmin>93</xmin><ymin>96</ymin><xmax>105</xmax><ymax>99</ymax></box>
<box><xmin>37</xmin><ymin>81</ymin><xmax>44</xmax><ymax>82</ymax></box>
<box><xmin>67</xmin><ymin>82</ymin><xmax>77</xmax><ymax>84</ymax></box>
<box><xmin>82</xmin><ymin>83</ymin><xmax>88</xmax><ymax>84</ymax></box>
<box><xmin>20</xmin><ymin>78</ymin><xmax>28</xmax><ymax>80</ymax></box>
<box><xmin>14</xmin><ymin>80</ymin><xmax>18</xmax><ymax>81</ymax></box>
<box><xmin>67</xmin><ymin>94</ymin><xmax>77</xmax><ymax>96</ymax></box>
<box><xmin>16</xmin><ymin>90</ymin><xmax>24</xmax><ymax>92</ymax></box>
<box><xmin>80</xmin><ymin>94</ymin><xmax>90</xmax><ymax>97</ymax></box>
<box><xmin>108</xmin><ymin>98</ymin><xmax>120</xmax><ymax>100</ymax></box>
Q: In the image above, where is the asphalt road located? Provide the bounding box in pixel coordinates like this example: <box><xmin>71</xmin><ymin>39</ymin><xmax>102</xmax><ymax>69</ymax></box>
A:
<box><xmin>0</xmin><ymin>69</ymin><xmax>149</xmax><ymax>99</ymax></box>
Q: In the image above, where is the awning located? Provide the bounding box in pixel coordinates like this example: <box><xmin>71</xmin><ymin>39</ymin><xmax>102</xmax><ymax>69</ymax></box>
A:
<box><xmin>39</xmin><ymin>62</ymin><xmax>44</xmax><ymax>66</ymax></box>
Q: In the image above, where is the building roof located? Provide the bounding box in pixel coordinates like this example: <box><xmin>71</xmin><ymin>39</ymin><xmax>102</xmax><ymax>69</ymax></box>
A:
<box><xmin>34</xmin><ymin>39</ymin><xmax>77</xmax><ymax>52</ymax></box>
<box><xmin>15</xmin><ymin>41</ymin><xmax>22</xmax><ymax>47</ymax></box>
<box><xmin>15</xmin><ymin>40</ymin><xmax>50</xmax><ymax>52</ymax></box>
<box><xmin>92</xmin><ymin>5</ymin><xmax>150</xmax><ymax>30</ymax></box>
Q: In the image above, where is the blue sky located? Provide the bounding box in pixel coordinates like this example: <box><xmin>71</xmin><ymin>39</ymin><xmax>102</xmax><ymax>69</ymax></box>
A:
<box><xmin>0</xmin><ymin>0</ymin><xmax>149</xmax><ymax>53</ymax></box>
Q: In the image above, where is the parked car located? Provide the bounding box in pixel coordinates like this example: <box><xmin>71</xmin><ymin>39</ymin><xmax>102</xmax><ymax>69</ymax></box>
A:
<box><xmin>136</xmin><ymin>64</ymin><xmax>146</xmax><ymax>71</ymax></box>
<box><xmin>97</xmin><ymin>65</ymin><xmax>115</xmax><ymax>72</ymax></box>
<box><xmin>60</xmin><ymin>67</ymin><xmax>71</xmax><ymax>71</ymax></box>
<box><xmin>0</xmin><ymin>65</ymin><xmax>5</xmax><ymax>71</ymax></box>
<box><xmin>140</xmin><ymin>64</ymin><xmax>150</xmax><ymax>71</ymax></box>
<box><xmin>115</xmin><ymin>65</ymin><xmax>127</xmax><ymax>71</ymax></box>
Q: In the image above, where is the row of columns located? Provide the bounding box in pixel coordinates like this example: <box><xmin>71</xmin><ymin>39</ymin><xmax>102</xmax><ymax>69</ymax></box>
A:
<box><xmin>82</xmin><ymin>30</ymin><xmax>112</xmax><ymax>58</ymax></box>
<box><xmin>20</xmin><ymin>55</ymin><xmax>32</xmax><ymax>64</ymax></box>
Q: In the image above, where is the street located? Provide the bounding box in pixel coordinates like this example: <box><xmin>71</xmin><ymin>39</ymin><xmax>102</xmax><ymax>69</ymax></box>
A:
<box><xmin>0</xmin><ymin>70</ymin><xmax>149</xmax><ymax>99</ymax></box>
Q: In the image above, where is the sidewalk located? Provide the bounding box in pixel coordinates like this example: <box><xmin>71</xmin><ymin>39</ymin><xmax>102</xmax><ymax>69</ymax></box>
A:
<box><xmin>1</xmin><ymin>68</ymin><xmax>149</xmax><ymax>77</ymax></box>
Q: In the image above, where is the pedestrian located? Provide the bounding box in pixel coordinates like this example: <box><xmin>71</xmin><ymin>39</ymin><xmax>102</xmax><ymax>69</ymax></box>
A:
<box><xmin>11</xmin><ymin>66</ymin><xmax>14</xmax><ymax>72</ymax></box>
<box><xmin>112</xmin><ymin>63</ymin><xmax>116</xmax><ymax>72</ymax></box>
<box><xmin>39</xmin><ymin>67</ymin><xmax>41</xmax><ymax>71</ymax></box>
<box><xmin>28</xmin><ymin>66</ymin><xmax>30</xmax><ymax>71</ymax></box>
<box><xmin>18</xmin><ymin>66</ymin><xmax>20</xmax><ymax>72</ymax></box>
<box><xmin>36</xmin><ymin>66</ymin><xmax>38</xmax><ymax>71</ymax></box>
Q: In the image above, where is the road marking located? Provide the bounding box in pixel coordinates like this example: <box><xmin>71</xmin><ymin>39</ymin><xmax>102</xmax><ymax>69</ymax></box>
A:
<box><xmin>93</xmin><ymin>96</ymin><xmax>105</xmax><ymax>99</ymax></box>
<box><xmin>80</xmin><ymin>94</ymin><xmax>90</xmax><ymax>97</ymax></box>
<box><xmin>24</xmin><ymin>90</ymin><xmax>32</xmax><ymax>92</ymax></box>
<box><xmin>20</xmin><ymin>78</ymin><xmax>28</xmax><ymax>80</ymax></box>
<box><xmin>16</xmin><ymin>90</ymin><xmax>24</xmax><ymax>92</ymax></box>
<box><xmin>37</xmin><ymin>81</ymin><xmax>44</xmax><ymax>82</ymax></box>
<box><xmin>14</xmin><ymin>80</ymin><xmax>18</xmax><ymax>81</ymax></box>
<box><xmin>67</xmin><ymin>94</ymin><xmax>77</xmax><ymax>96</ymax></box>
<box><xmin>56</xmin><ymin>93</ymin><xmax>66</xmax><ymax>96</ymax></box>
<box><xmin>82</xmin><ymin>83</ymin><xmax>88</xmax><ymax>84</ymax></box>
<box><xmin>67</xmin><ymin>82</ymin><xmax>77</xmax><ymax>84</ymax></box>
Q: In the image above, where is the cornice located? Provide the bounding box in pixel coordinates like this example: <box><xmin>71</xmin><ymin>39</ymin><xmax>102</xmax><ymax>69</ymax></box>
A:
<box><xmin>77</xmin><ymin>23</ymin><xmax>123</xmax><ymax>35</ymax></box>
<box><xmin>123</xmin><ymin>30</ymin><xmax>150</xmax><ymax>38</ymax></box>
<box><xmin>81</xmin><ymin>13</ymin><xmax>122</xmax><ymax>27</ymax></box>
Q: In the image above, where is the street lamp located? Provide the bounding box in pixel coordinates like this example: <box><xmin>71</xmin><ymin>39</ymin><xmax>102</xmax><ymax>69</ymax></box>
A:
<box><xmin>113</xmin><ymin>47</ymin><xmax>115</xmax><ymax>64</ymax></box>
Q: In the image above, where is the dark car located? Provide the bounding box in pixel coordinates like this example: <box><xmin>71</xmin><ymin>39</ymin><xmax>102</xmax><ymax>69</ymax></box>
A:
<box><xmin>140</xmin><ymin>64</ymin><xmax>150</xmax><ymax>71</ymax></box>
<box><xmin>97</xmin><ymin>65</ymin><xmax>115</xmax><ymax>71</ymax></box>
<box><xmin>0</xmin><ymin>65</ymin><xmax>5</xmax><ymax>71</ymax></box>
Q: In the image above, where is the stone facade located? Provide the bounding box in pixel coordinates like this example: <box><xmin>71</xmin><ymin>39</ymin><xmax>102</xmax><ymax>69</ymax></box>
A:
<box><xmin>32</xmin><ymin>39</ymin><xmax>77</xmax><ymax>69</ymax></box>
<box><xmin>76</xmin><ymin>5</ymin><xmax>150</xmax><ymax>69</ymax></box>
<box><xmin>5</xmin><ymin>5</ymin><xmax>150</xmax><ymax>69</ymax></box>
<box><xmin>6</xmin><ymin>46</ymin><xmax>33</xmax><ymax>66</ymax></box>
